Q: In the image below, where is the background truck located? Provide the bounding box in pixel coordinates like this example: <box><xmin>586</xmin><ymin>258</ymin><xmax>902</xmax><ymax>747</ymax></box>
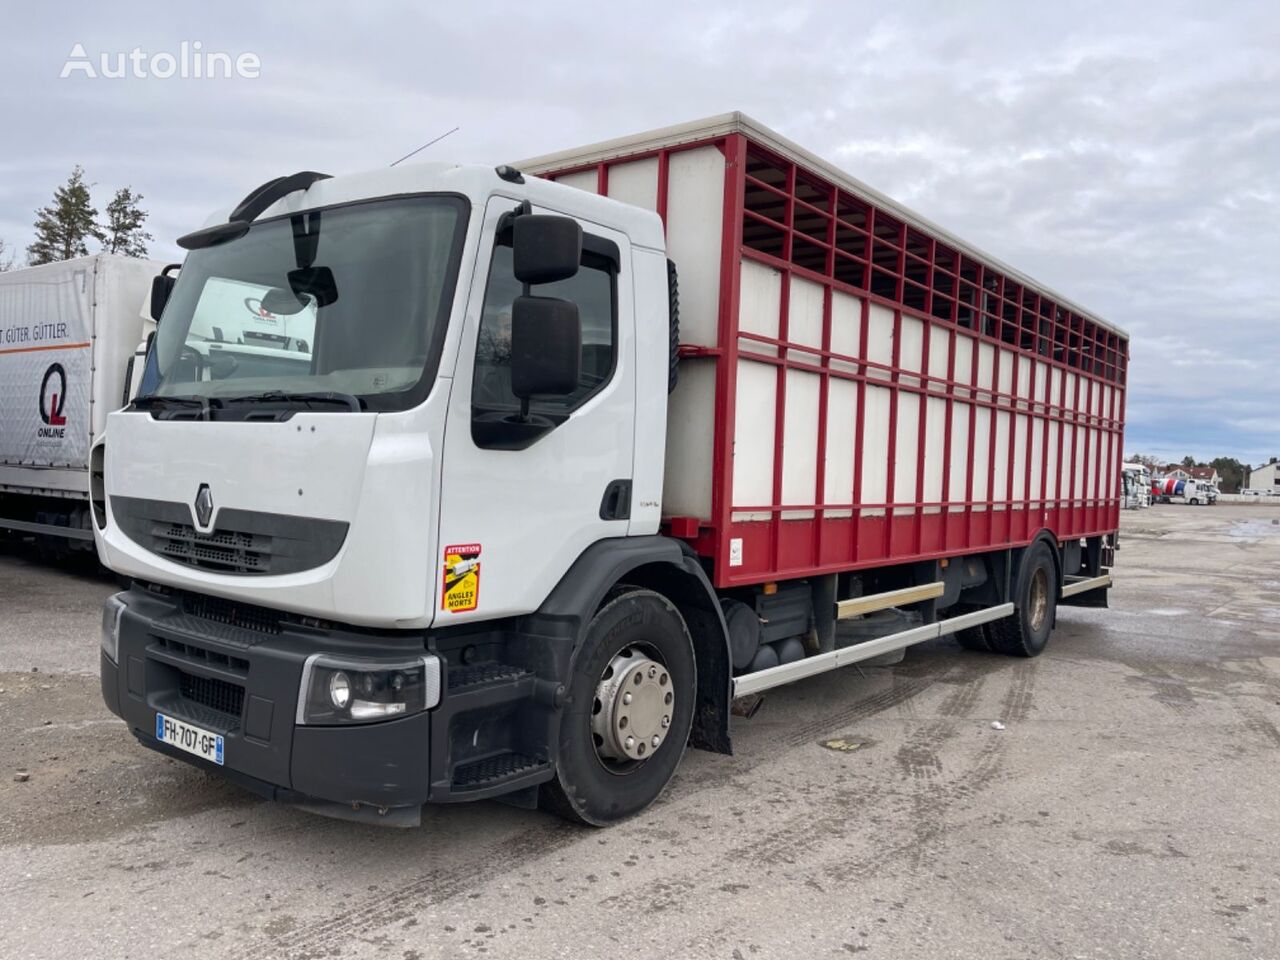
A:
<box><xmin>0</xmin><ymin>254</ymin><xmax>163</xmax><ymax>559</ymax></box>
<box><xmin>1153</xmin><ymin>477</ymin><xmax>1212</xmax><ymax>505</ymax></box>
<box><xmin>95</xmin><ymin>113</ymin><xmax>1126</xmax><ymax>827</ymax></box>
<box><xmin>1121</xmin><ymin>462</ymin><xmax>1151</xmax><ymax>508</ymax></box>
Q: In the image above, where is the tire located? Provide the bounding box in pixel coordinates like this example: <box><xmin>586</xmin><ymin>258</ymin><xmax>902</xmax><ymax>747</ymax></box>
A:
<box><xmin>985</xmin><ymin>541</ymin><xmax>1058</xmax><ymax>658</ymax></box>
<box><xmin>951</xmin><ymin>605</ymin><xmax>993</xmax><ymax>652</ymax></box>
<box><xmin>955</xmin><ymin>624</ymin><xmax>992</xmax><ymax>652</ymax></box>
<box><xmin>541</xmin><ymin>588</ymin><xmax>696</xmax><ymax>826</ymax></box>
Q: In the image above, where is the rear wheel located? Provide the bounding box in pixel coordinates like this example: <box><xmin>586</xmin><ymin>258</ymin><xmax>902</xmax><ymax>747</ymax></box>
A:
<box><xmin>541</xmin><ymin>589</ymin><xmax>696</xmax><ymax>826</ymax></box>
<box><xmin>986</xmin><ymin>541</ymin><xmax>1057</xmax><ymax>658</ymax></box>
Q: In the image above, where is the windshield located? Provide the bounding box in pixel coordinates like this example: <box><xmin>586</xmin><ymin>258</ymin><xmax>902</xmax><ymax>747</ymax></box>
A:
<box><xmin>141</xmin><ymin>195</ymin><xmax>468</xmax><ymax>412</ymax></box>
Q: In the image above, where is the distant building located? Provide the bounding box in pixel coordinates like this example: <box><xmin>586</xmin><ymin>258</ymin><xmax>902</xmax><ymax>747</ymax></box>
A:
<box><xmin>1161</xmin><ymin>465</ymin><xmax>1219</xmax><ymax>485</ymax></box>
<box><xmin>1247</xmin><ymin>460</ymin><xmax>1280</xmax><ymax>492</ymax></box>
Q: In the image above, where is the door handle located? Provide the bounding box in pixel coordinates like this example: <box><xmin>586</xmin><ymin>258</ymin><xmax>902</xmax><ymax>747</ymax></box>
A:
<box><xmin>599</xmin><ymin>479</ymin><xmax>632</xmax><ymax>521</ymax></box>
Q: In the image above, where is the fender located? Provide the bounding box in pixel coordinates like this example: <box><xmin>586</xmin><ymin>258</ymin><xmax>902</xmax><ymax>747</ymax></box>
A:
<box><xmin>515</xmin><ymin>535</ymin><xmax>733</xmax><ymax>755</ymax></box>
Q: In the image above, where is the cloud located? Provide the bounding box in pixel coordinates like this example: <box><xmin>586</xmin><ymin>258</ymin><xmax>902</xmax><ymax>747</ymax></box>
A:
<box><xmin>0</xmin><ymin>1</ymin><xmax>1274</xmax><ymax>462</ymax></box>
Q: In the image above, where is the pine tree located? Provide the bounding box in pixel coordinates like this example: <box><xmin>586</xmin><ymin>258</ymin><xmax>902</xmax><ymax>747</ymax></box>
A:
<box><xmin>27</xmin><ymin>166</ymin><xmax>104</xmax><ymax>265</ymax></box>
<box><xmin>102</xmin><ymin>186</ymin><xmax>152</xmax><ymax>257</ymax></box>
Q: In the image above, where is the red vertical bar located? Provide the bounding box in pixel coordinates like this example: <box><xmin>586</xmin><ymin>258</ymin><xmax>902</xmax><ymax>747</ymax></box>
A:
<box><xmin>1004</xmin><ymin>349</ymin><xmax>1020</xmax><ymax>538</ymax></box>
<box><xmin>851</xmin><ymin>295</ymin><xmax>870</xmax><ymax>562</ymax></box>
<box><xmin>655</xmin><ymin>150</ymin><xmax>670</xmax><ymax>229</ymax></box>
<box><xmin>711</xmin><ymin>134</ymin><xmax>747</xmax><ymax>587</ymax></box>
<box><xmin>883</xmin><ymin>306</ymin><xmax>902</xmax><ymax>558</ymax></box>
<box><xmin>1018</xmin><ymin>353</ymin><xmax>1035</xmax><ymax>537</ymax></box>
<box><xmin>813</xmin><ymin>184</ymin><xmax>837</xmax><ymax>567</ymax></box>
<box><xmin>913</xmin><ymin>314</ymin><xmax>931</xmax><ymax>554</ymax></box>
<box><xmin>769</xmin><ymin>160</ymin><xmax>797</xmax><ymax>572</ymax></box>
<box><xmin>595</xmin><ymin>161</ymin><xmax>609</xmax><ymax>197</ymax></box>
<box><xmin>940</xmin><ymin>322</ymin><xmax>957</xmax><ymax>552</ymax></box>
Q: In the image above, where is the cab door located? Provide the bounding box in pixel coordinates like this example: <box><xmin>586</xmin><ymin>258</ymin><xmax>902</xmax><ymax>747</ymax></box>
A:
<box><xmin>435</xmin><ymin>197</ymin><xmax>635</xmax><ymax>622</ymax></box>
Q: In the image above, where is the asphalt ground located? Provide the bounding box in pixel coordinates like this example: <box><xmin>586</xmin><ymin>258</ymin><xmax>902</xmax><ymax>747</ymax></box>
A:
<box><xmin>1</xmin><ymin>503</ymin><xmax>1278</xmax><ymax>959</ymax></box>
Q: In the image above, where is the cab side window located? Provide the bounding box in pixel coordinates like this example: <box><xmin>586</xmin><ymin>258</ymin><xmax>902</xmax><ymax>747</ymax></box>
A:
<box><xmin>472</xmin><ymin>240</ymin><xmax>617</xmax><ymax>417</ymax></box>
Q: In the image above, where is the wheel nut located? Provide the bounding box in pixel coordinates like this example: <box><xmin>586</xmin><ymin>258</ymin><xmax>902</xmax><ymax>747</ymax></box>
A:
<box><xmin>662</xmin><ymin>715</ymin><xmax>670</xmax><ymax>728</ymax></box>
<box><xmin>622</xmin><ymin>692</ymin><xmax>632</xmax><ymax>706</ymax></box>
<box><xmin>625</xmin><ymin>735</ymin><xmax>635</xmax><ymax>750</ymax></box>
<box><xmin>651</xmin><ymin>735</ymin><xmax>660</xmax><ymax>748</ymax></box>
<box><xmin>648</xmin><ymin>665</ymin><xmax>657</xmax><ymax>678</ymax></box>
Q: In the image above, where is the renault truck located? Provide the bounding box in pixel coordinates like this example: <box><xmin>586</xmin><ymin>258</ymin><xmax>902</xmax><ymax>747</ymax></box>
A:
<box><xmin>95</xmin><ymin>113</ymin><xmax>1126</xmax><ymax>826</ymax></box>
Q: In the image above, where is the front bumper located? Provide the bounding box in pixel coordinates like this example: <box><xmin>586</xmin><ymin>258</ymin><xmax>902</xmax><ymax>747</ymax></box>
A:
<box><xmin>100</xmin><ymin>587</ymin><xmax>435</xmax><ymax>819</ymax></box>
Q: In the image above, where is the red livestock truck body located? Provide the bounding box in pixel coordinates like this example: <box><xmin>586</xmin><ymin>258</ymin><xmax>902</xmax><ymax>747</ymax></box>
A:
<box><xmin>520</xmin><ymin>113</ymin><xmax>1128</xmax><ymax>590</ymax></box>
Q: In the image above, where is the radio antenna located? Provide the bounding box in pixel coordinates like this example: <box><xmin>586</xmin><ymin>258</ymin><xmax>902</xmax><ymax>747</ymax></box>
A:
<box><xmin>390</xmin><ymin>126</ymin><xmax>461</xmax><ymax>167</ymax></box>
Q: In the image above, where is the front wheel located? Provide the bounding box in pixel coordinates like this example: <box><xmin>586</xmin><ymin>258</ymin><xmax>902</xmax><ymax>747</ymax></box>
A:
<box><xmin>541</xmin><ymin>588</ymin><xmax>697</xmax><ymax>826</ymax></box>
<box><xmin>985</xmin><ymin>541</ymin><xmax>1058</xmax><ymax>658</ymax></box>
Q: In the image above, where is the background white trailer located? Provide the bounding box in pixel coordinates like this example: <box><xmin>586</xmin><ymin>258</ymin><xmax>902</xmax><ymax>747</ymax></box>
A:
<box><xmin>0</xmin><ymin>254</ymin><xmax>162</xmax><ymax>554</ymax></box>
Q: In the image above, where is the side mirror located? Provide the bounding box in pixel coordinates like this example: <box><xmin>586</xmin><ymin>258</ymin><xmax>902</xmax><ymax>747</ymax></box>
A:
<box><xmin>511</xmin><ymin>295</ymin><xmax>580</xmax><ymax>399</ymax></box>
<box><xmin>150</xmin><ymin>271</ymin><xmax>177</xmax><ymax>322</ymax></box>
<box><xmin>512</xmin><ymin>215</ymin><xmax>582</xmax><ymax>285</ymax></box>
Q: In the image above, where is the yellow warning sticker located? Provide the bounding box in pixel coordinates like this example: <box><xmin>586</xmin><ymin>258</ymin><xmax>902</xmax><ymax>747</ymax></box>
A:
<box><xmin>441</xmin><ymin>543</ymin><xmax>481</xmax><ymax>613</ymax></box>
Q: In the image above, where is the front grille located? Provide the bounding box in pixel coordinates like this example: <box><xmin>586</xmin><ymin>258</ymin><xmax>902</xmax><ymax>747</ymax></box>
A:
<box><xmin>179</xmin><ymin>672</ymin><xmax>245</xmax><ymax>719</ymax></box>
<box><xmin>180</xmin><ymin>592</ymin><xmax>282</xmax><ymax>635</ymax></box>
<box><xmin>154</xmin><ymin>635</ymin><xmax>250</xmax><ymax>672</ymax></box>
<box><xmin>154</xmin><ymin>522</ymin><xmax>270</xmax><ymax>574</ymax></box>
<box><xmin>111</xmin><ymin>496</ymin><xmax>349</xmax><ymax>577</ymax></box>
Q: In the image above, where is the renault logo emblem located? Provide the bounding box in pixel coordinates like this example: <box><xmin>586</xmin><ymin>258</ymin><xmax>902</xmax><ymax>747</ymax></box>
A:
<box><xmin>194</xmin><ymin>484</ymin><xmax>214</xmax><ymax>528</ymax></box>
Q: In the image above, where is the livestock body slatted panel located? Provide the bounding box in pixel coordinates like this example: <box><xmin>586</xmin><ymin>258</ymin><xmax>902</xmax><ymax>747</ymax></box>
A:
<box><xmin>517</xmin><ymin>114</ymin><xmax>1128</xmax><ymax>589</ymax></box>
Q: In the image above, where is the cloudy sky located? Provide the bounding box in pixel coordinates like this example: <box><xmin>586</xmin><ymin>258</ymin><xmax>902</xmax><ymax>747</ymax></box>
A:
<box><xmin>2</xmin><ymin>1</ymin><xmax>1275</xmax><ymax>466</ymax></box>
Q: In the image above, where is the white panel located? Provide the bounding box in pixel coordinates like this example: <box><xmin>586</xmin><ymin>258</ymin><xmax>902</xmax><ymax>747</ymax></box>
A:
<box><xmin>928</xmin><ymin>325</ymin><xmax>949</xmax><ymax>388</ymax></box>
<box><xmin>665</xmin><ymin>146</ymin><xmax>724</xmax><ymax>347</ymax></box>
<box><xmin>1029</xmin><ymin>416</ymin><xmax>1044</xmax><ymax>503</ymax></box>
<box><xmin>993</xmin><ymin>410</ymin><xmax>1010</xmax><ymax>509</ymax></box>
<box><xmin>948</xmin><ymin>402</ymin><xmax>971</xmax><ymax>511</ymax></box>
<box><xmin>861</xmin><ymin>384</ymin><xmax>891</xmax><ymax>515</ymax></box>
<box><xmin>739</xmin><ymin>259</ymin><xmax>781</xmax><ymax>355</ymax></box>
<box><xmin>1065</xmin><ymin>371</ymin><xmax>1078</xmax><ymax>411</ymax></box>
<box><xmin>894</xmin><ymin>392</ymin><xmax>920</xmax><ymax>507</ymax></box>
<box><xmin>1035</xmin><ymin>360</ymin><xmax>1050</xmax><ymax>407</ymax></box>
<box><xmin>731</xmin><ymin>360</ymin><xmax>777</xmax><ymax>520</ymax></box>
<box><xmin>1076</xmin><ymin>425</ymin><xmax>1088</xmax><ymax>501</ymax></box>
<box><xmin>954</xmin><ymin>334</ymin><xmax>974</xmax><ymax>398</ymax></box>
<box><xmin>605</xmin><ymin>158</ymin><xmax>659</xmax><ymax>211</ymax></box>
<box><xmin>924</xmin><ymin>396</ymin><xmax>946</xmax><ymax>512</ymax></box>
<box><xmin>899</xmin><ymin>316</ymin><xmax>924</xmax><ymax>387</ymax></box>
<box><xmin>555</xmin><ymin>170</ymin><xmax>598</xmax><ymax>194</ymax></box>
<box><xmin>1089</xmin><ymin>428</ymin><xmax>1101</xmax><ymax>499</ymax></box>
<box><xmin>1050</xmin><ymin>367</ymin><xmax>1063</xmax><ymax>409</ymax></box>
<box><xmin>1012</xmin><ymin>413</ymin><xmax>1028</xmax><ymax>501</ymax></box>
<box><xmin>977</xmin><ymin>342</ymin><xmax>995</xmax><ymax>398</ymax></box>
<box><xmin>782</xmin><ymin>369</ymin><xmax>820</xmax><ymax>519</ymax></box>
<box><xmin>1045</xmin><ymin>421</ymin><xmax>1060</xmax><ymax>501</ymax></box>
<box><xmin>866</xmin><ymin>302</ymin><xmax>894</xmax><ymax>381</ymax></box>
<box><xmin>662</xmin><ymin>361</ymin><xmax>716</xmax><ymax>519</ymax></box>
<box><xmin>824</xmin><ymin>378</ymin><xmax>857</xmax><ymax>517</ymax></box>
<box><xmin>830</xmin><ymin>292</ymin><xmax>862</xmax><ymax>375</ymax></box>
<box><xmin>972</xmin><ymin>408</ymin><xmax>990</xmax><ymax>508</ymax></box>
<box><xmin>787</xmin><ymin>276</ymin><xmax>824</xmax><ymax>363</ymax></box>
<box><xmin>997</xmin><ymin>349</ymin><xmax>1015</xmax><ymax>397</ymax></box>
<box><xmin>1016</xmin><ymin>359</ymin><xmax>1030</xmax><ymax>410</ymax></box>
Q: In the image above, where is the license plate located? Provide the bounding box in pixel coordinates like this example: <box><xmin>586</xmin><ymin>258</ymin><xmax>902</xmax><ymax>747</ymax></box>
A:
<box><xmin>155</xmin><ymin>712</ymin><xmax>224</xmax><ymax>766</ymax></box>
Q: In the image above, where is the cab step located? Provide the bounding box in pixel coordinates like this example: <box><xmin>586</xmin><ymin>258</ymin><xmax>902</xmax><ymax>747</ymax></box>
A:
<box><xmin>451</xmin><ymin>751</ymin><xmax>550</xmax><ymax>792</ymax></box>
<box><xmin>447</xmin><ymin>661</ymin><xmax>530</xmax><ymax>690</ymax></box>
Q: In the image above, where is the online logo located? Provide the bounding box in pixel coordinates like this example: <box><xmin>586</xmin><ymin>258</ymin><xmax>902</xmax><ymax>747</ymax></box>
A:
<box><xmin>39</xmin><ymin>363</ymin><xmax>68</xmax><ymax>427</ymax></box>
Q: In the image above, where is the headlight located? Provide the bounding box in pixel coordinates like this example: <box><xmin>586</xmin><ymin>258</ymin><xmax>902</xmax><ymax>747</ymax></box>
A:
<box><xmin>296</xmin><ymin>654</ymin><xmax>441</xmax><ymax>725</ymax></box>
<box><xmin>101</xmin><ymin>594</ymin><xmax>126</xmax><ymax>664</ymax></box>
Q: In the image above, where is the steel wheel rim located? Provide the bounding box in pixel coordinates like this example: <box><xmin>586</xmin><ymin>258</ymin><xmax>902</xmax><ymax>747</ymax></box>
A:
<box><xmin>590</xmin><ymin>644</ymin><xmax>674</xmax><ymax>775</ymax></box>
<box><xmin>1028</xmin><ymin>567</ymin><xmax>1049</xmax><ymax>632</ymax></box>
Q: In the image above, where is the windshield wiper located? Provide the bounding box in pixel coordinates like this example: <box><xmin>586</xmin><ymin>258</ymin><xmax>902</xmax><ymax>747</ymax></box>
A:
<box><xmin>131</xmin><ymin>395</ymin><xmax>222</xmax><ymax>417</ymax></box>
<box><xmin>220</xmin><ymin>390</ymin><xmax>363</xmax><ymax>412</ymax></box>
